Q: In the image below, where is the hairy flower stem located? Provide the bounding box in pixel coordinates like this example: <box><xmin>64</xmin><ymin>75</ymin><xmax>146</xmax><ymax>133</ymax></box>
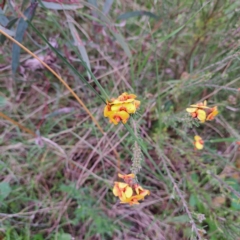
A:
<box><xmin>130</xmin><ymin>118</ymin><xmax>143</xmax><ymax>180</ymax></box>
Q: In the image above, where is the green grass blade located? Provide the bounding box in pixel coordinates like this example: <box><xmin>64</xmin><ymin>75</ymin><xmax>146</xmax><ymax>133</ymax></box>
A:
<box><xmin>25</xmin><ymin>19</ymin><xmax>107</xmax><ymax>102</ymax></box>
<box><xmin>103</xmin><ymin>0</ymin><xmax>114</xmax><ymax>14</ymax></box>
<box><xmin>0</xmin><ymin>8</ymin><xmax>9</xmax><ymax>27</ymax></box>
<box><xmin>83</xmin><ymin>1</ymin><xmax>132</xmax><ymax>58</ymax></box>
<box><xmin>67</xmin><ymin>14</ymin><xmax>92</xmax><ymax>80</ymax></box>
<box><xmin>11</xmin><ymin>1</ymin><xmax>38</xmax><ymax>74</ymax></box>
<box><xmin>208</xmin><ymin>138</ymin><xmax>237</xmax><ymax>143</ymax></box>
<box><xmin>157</xmin><ymin>1</ymin><xmax>211</xmax><ymax>42</ymax></box>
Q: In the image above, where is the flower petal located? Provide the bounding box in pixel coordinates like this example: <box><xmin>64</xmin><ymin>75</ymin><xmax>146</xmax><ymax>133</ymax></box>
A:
<box><xmin>134</xmin><ymin>185</ymin><xmax>143</xmax><ymax>195</ymax></box>
<box><xmin>195</xmin><ymin>141</ymin><xmax>204</xmax><ymax>150</ymax></box>
<box><xmin>194</xmin><ymin>135</ymin><xmax>204</xmax><ymax>150</ymax></box>
<box><xmin>118</xmin><ymin>182</ymin><xmax>128</xmax><ymax>189</ymax></box>
<box><xmin>110</xmin><ymin>102</ymin><xmax>136</xmax><ymax>113</ymax></box>
<box><xmin>186</xmin><ymin>107</ymin><xmax>197</xmax><ymax>113</ymax></box>
<box><xmin>190</xmin><ymin>105</ymin><xmax>209</xmax><ymax>109</ymax></box>
<box><xmin>206</xmin><ymin>107</ymin><xmax>218</xmax><ymax>121</ymax></box>
<box><xmin>134</xmin><ymin>185</ymin><xmax>150</xmax><ymax>199</ymax></box>
<box><xmin>118</xmin><ymin>92</ymin><xmax>137</xmax><ymax>101</ymax></box>
<box><xmin>197</xmin><ymin>109</ymin><xmax>206</xmax><ymax>123</ymax></box>
<box><xmin>194</xmin><ymin>135</ymin><xmax>201</xmax><ymax>141</ymax></box>
<box><xmin>107</xmin><ymin>112</ymin><xmax>119</xmax><ymax>125</ymax></box>
<box><xmin>134</xmin><ymin>100</ymin><xmax>140</xmax><ymax>109</ymax></box>
<box><xmin>118</xmin><ymin>173</ymin><xmax>135</xmax><ymax>180</ymax></box>
<box><xmin>190</xmin><ymin>101</ymin><xmax>209</xmax><ymax>109</ymax></box>
<box><xmin>125</xmin><ymin>186</ymin><xmax>133</xmax><ymax>198</ymax></box>
<box><xmin>125</xmin><ymin>102</ymin><xmax>137</xmax><ymax>113</ymax></box>
<box><xmin>104</xmin><ymin>105</ymin><xmax>111</xmax><ymax>117</ymax></box>
<box><xmin>114</xmin><ymin>111</ymin><xmax>130</xmax><ymax>124</ymax></box>
<box><xmin>113</xmin><ymin>185</ymin><xmax>119</xmax><ymax>196</ymax></box>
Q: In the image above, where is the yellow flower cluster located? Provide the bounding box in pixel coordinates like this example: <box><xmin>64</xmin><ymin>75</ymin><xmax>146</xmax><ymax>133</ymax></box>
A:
<box><xmin>186</xmin><ymin>100</ymin><xmax>218</xmax><ymax>123</ymax></box>
<box><xmin>113</xmin><ymin>173</ymin><xmax>150</xmax><ymax>205</ymax></box>
<box><xmin>104</xmin><ymin>92</ymin><xmax>140</xmax><ymax>125</ymax></box>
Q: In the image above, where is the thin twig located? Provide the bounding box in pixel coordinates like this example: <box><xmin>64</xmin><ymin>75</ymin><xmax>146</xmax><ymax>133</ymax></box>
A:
<box><xmin>158</xmin><ymin>150</ymin><xmax>202</xmax><ymax>240</ymax></box>
<box><xmin>0</xmin><ymin>111</ymin><xmax>36</xmax><ymax>137</ymax></box>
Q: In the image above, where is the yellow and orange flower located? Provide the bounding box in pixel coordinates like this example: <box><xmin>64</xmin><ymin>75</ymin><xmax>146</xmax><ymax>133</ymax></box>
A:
<box><xmin>104</xmin><ymin>92</ymin><xmax>140</xmax><ymax>125</ymax></box>
<box><xmin>119</xmin><ymin>190</ymin><xmax>149</xmax><ymax>205</ymax></box>
<box><xmin>194</xmin><ymin>135</ymin><xmax>204</xmax><ymax>150</ymax></box>
<box><xmin>186</xmin><ymin>101</ymin><xmax>218</xmax><ymax>123</ymax></box>
<box><xmin>112</xmin><ymin>173</ymin><xmax>150</xmax><ymax>205</ymax></box>
<box><xmin>113</xmin><ymin>182</ymin><xmax>133</xmax><ymax>200</ymax></box>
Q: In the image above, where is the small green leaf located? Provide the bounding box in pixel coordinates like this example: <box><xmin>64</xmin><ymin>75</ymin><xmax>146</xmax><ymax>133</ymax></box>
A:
<box><xmin>32</xmin><ymin>234</ymin><xmax>44</xmax><ymax>240</ymax></box>
<box><xmin>0</xmin><ymin>25</ymin><xmax>15</xmax><ymax>37</ymax></box>
<box><xmin>231</xmin><ymin>196</ymin><xmax>240</xmax><ymax>210</ymax></box>
<box><xmin>191</xmin><ymin>173</ymin><xmax>199</xmax><ymax>182</ymax></box>
<box><xmin>12</xmin><ymin>2</ymin><xmax>38</xmax><ymax>74</ymax></box>
<box><xmin>189</xmin><ymin>194</ymin><xmax>197</xmax><ymax>207</ymax></box>
<box><xmin>55</xmin><ymin>233</ymin><xmax>72</xmax><ymax>240</ymax></box>
<box><xmin>0</xmin><ymin>8</ymin><xmax>9</xmax><ymax>27</ymax></box>
<box><xmin>0</xmin><ymin>182</ymin><xmax>11</xmax><ymax>200</ymax></box>
<box><xmin>0</xmin><ymin>96</ymin><xmax>6</xmax><ymax>107</ymax></box>
<box><xmin>103</xmin><ymin>0</ymin><xmax>114</xmax><ymax>14</ymax></box>
<box><xmin>227</xmin><ymin>178</ymin><xmax>240</xmax><ymax>210</ymax></box>
<box><xmin>167</xmin><ymin>215</ymin><xmax>189</xmax><ymax>223</ymax></box>
<box><xmin>112</xmin><ymin>31</ymin><xmax>132</xmax><ymax>58</ymax></box>
<box><xmin>0</xmin><ymin>17</ymin><xmax>18</xmax><ymax>44</ymax></box>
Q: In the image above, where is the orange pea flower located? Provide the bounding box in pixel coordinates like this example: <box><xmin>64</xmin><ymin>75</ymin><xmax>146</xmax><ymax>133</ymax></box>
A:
<box><xmin>119</xmin><ymin>184</ymin><xmax>150</xmax><ymax>205</ymax></box>
<box><xmin>112</xmin><ymin>173</ymin><xmax>150</xmax><ymax>205</ymax></box>
<box><xmin>194</xmin><ymin>135</ymin><xmax>204</xmax><ymax>150</ymax></box>
<box><xmin>104</xmin><ymin>93</ymin><xmax>140</xmax><ymax>125</ymax></box>
<box><xmin>186</xmin><ymin>101</ymin><xmax>218</xmax><ymax>123</ymax></box>
<box><xmin>113</xmin><ymin>182</ymin><xmax>133</xmax><ymax>199</ymax></box>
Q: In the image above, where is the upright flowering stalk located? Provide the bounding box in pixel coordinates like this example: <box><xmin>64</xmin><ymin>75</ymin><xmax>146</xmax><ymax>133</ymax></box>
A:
<box><xmin>130</xmin><ymin>118</ymin><xmax>143</xmax><ymax>177</ymax></box>
<box><xmin>104</xmin><ymin>92</ymin><xmax>150</xmax><ymax>205</ymax></box>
